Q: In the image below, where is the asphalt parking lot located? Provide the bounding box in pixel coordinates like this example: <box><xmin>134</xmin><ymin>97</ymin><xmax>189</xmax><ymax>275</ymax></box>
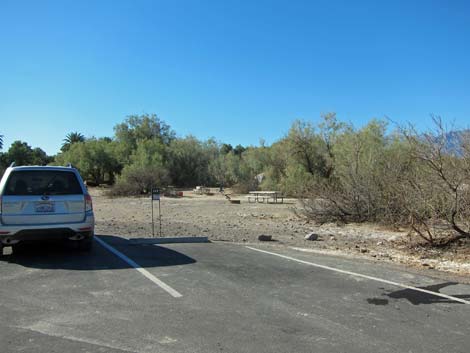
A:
<box><xmin>1</xmin><ymin>236</ymin><xmax>469</xmax><ymax>353</ymax></box>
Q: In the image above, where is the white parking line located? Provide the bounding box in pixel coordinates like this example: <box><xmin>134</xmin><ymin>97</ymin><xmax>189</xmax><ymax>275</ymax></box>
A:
<box><xmin>95</xmin><ymin>237</ymin><xmax>182</xmax><ymax>298</ymax></box>
<box><xmin>246</xmin><ymin>246</ymin><xmax>470</xmax><ymax>305</ymax></box>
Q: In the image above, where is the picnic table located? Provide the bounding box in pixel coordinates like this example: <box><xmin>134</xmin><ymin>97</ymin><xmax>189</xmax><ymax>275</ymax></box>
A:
<box><xmin>193</xmin><ymin>186</ymin><xmax>211</xmax><ymax>195</ymax></box>
<box><xmin>248</xmin><ymin>191</ymin><xmax>284</xmax><ymax>204</ymax></box>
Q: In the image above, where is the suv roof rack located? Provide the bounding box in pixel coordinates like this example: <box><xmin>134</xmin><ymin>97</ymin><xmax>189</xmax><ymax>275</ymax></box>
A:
<box><xmin>9</xmin><ymin>162</ymin><xmax>16</xmax><ymax>168</ymax></box>
<box><xmin>66</xmin><ymin>163</ymin><xmax>74</xmax><ymax>168</ymax></box>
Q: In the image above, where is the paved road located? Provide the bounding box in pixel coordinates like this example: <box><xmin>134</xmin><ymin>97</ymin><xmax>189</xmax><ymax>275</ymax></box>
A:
<box><xmin>1</xmin><ymin>235</ymin><xmax>469</xmax><ymax>353</ymax></box>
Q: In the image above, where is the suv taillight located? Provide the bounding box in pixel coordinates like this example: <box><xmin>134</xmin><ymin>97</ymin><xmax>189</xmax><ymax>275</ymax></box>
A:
<box><xmin>85</xmin><ymin>194</ymin><xmax>93</xmax><ymax>212</ymax></box>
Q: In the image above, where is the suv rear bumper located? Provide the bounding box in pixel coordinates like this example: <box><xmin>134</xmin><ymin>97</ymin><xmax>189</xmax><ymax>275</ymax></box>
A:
<box><xmin>0</xmin><ymin>215</ymin><xmax>94</xmax><ymax>245</ymax></box>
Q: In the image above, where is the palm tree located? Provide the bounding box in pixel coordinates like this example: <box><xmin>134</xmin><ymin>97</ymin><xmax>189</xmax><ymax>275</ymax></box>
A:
<box><xmin>61</xmin><ymin>132</ymin><xmax>85</xmax><ymax>152</ymax></box>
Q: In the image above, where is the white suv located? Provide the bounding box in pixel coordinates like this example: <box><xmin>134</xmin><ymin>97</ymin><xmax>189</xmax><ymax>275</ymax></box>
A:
<box><xmin>0</xmin><ymin>164</ymin><xmax>95</xmax><ymax>254</ymax></box>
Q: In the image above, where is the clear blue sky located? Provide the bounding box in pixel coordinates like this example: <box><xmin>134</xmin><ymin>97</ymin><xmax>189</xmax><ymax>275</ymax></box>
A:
<box><xmin>1</xmin><ymin>0</ymin><xmax>469</xmax><ymax>155</ymax></box>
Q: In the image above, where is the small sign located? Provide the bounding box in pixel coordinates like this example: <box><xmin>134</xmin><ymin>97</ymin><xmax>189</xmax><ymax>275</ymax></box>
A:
<box><xmin>151</xmin><ymin>187</ymin><xmax>162</xmax><ymax>237</ymax></box>
<box><xmin>152</xmin><ymin>188</ymin><xmax>160</xmax><ymax>200</ymax></box>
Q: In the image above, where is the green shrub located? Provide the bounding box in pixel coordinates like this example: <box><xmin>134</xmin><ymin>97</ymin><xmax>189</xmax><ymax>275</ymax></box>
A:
<box><xmin>109</xmin><ymin>164</ymin><xmax>170</xmax><ymax>196</ymax></box>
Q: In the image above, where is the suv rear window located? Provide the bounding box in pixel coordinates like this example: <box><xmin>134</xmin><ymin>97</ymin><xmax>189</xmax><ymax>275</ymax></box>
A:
<box><xmin>4</xmin><ymin>171</ymin><xmax>83</xmax><ymax>196</ymax></box>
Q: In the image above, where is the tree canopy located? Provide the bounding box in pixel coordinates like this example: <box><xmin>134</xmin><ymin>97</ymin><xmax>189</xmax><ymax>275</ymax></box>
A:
<box><xmin>61</xmin><ymin>132</ymin><xmax>86</xmax><ymax>152</ymax></box>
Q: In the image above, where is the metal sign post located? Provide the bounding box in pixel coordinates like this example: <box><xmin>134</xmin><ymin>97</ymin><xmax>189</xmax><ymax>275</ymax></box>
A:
<box><xmin>151</xmin><ymin>188</ymin><xmax>162</xmax><ymax>237</ymax></box>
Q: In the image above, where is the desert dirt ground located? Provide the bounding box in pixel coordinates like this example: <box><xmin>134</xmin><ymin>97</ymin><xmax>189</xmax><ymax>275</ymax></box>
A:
<box><xmin>91</xmin><ymin>188</ymin><xmax>470</xmax><ymax>278</ymax></box>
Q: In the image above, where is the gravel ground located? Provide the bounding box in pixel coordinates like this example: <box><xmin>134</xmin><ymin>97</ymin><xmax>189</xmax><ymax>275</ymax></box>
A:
<box><xmin>91</xmin><ymin>188</ymin><xmax>470</xmax><ymax>278</ymax></box>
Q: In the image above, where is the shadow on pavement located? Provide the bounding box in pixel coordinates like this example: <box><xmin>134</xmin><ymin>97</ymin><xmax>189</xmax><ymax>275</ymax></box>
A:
<box><xmin>367</xmin><ymin>282</ymin><xmax>470</xmax><ymax>305</ymax></box>
<box><xmin>0</xmin><ymin>234</ymin><xmax>196</xmax><ymax>271</ymax></box>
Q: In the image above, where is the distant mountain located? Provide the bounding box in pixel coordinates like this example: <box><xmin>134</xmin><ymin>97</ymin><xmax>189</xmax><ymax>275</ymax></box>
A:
<box><xmin>443</xmin><ymin>130</ymin><xmax>470</xmax><ymax>156</ymax></box>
